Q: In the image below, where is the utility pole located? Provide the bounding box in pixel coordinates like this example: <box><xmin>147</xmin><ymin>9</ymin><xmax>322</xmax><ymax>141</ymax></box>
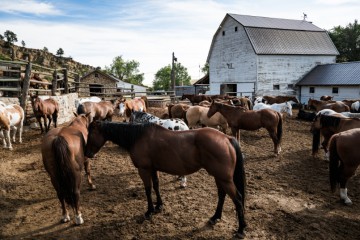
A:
<box><xmin>171</xmin><ymin>52</ymin><xmax>177</xmax><ymax>91</ymax></box>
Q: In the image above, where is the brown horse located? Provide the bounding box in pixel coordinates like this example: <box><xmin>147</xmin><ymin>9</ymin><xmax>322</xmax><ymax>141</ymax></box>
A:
<box><xmin>186</xmin><ymin>105</ymin><xmax>228</xmax><ymax>133</ymax></box>
<box><xmin>42</xmin><ymin>113</ymin><xmax>95</xmax><ymax>225</ymax></box>
<box><xmin>307</xmin><ymin>98</ymin><xmax>349</xmax><ymax>112</ymax></box>
<box><xmin>30</xmin><ymin>95</ymin><xmax>59</xmax><ymax>133</ymax></box>
<box><xmin>311</xmin><ymin>114</ymin><xmax>360</xmax><ymax>158</ymax></box>
<box><xmin>320</xmin><ymin>95</ymin><xmax>333</xmax><ymax>101</ymax></box>
<box><xmin>119</xmin><ymin>98</ymin><xmax>147</xmax><ymax>122</ymax></box>
<box><xmin>84</xmin><ymin>121</ymin><xmax>247</xmax><ymax>238</ymax></box>
<box><xmin>181</xmin><ymin>94</ymin><xmax>212</xmax><ymax>105</ymax></box>
<box><xmin>77</xmin><ymin>99</ymin><xmax>120</xmax><ymax>123</ymax></box>
<box><xmin>329</xmin><ymin>128</ymin><xmax>360</xmax><ymax>205</ymax></box>
<box><xmin>232</xmin><ymin>97</ymin><xmax>253</xmax><ymax>110</ymax></box>
<box><xmin>263</xmin><ymin>95</ymin><xmax>299</xmax><ymax>104</ymax></box>
<box><xmin>167</xmin><ymin>103</ymin><xmax>190</xmax><ymax>120</ymax></box>
<box><xmin>207</xmin><ymin>100</ymin><xmax>283</xmax><ymax>154</ymax></box>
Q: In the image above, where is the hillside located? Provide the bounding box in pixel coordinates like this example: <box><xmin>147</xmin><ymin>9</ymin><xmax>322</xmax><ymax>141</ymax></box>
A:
<box><xmin>0</xmin><ymin>39</ymin><xmax>94</xmax><ymax>75</ymax></box>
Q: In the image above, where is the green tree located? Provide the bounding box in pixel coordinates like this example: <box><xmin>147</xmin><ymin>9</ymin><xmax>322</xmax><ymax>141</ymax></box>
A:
<box><xmin>328</xmin><ymin>19</ymin><xmax>360</xmax><ymax>62</ymax></box>
<box><xmin>56</xmin><ymin>48</ymin><xmax>64</xmax><ymax>57</ymax></box>
<box><xmin>0</xmin><ymin>34</ymin><xmax>4</xmax><ymax>40</ymax></box>
<box><xmin>4</xmin><ymin>30</ymin><xmax>17</xmax><ymax>47</ymax></box>
<box><xmin>21</xmin><ymin>40</ymin><xmax>25</xmax><ymax>47</ymax></box>
<box><xmin>153</xmin><ymin>62</ymin><xmax>191</xmax><ymax>91</ymax></box>
<box><xmin>43</xmin><ymin>47</ymin><xmax>48</xmax><ymax>52</ymax></box>
<box><xmin>201</xmin><ymin>62</ymin><xmax>209</xmax><ymax>74</ymax></box>
<box><xmin>104</xmin><ymin>55</ymin><xmax>144</xmax><ymax>85</ymax></box>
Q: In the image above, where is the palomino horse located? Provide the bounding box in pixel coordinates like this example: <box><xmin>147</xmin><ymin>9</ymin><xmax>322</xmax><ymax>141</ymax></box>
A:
<box><xmin>41</xmin><ymin>113</ymin><xmax>95</xmax><ymax>225</ymax></box>
<box><xmin>85</xmin><ymin>121</ymin><xmax>247</xmax><ymax>238</ymax></box>
<box><xmin>119</xmin><ymin>98</ymin><xmax>147</xmax><ymax>122</ymax></box>
<box><xmin>329</xmin><ymin>128</ymin><xmax>360</xmax><ymax>205</ymax></box>
<box><xmin>262</xmin><ymin>95</ymin><xmax>299</xmax><ymax>104</ymax></box>
<box><xmin>307</xmin><ymin>98</ymin><xmax>349</xmax><ymax>112</ymax></box>
<box><xmin>30</xmin><ymin>95</ymin><xmax>59</xmax><ymax>133</ymax></box>
<box><xmin>0</xmin><ymin>103</ymin><xmax>24</xmax><ymax>150</ymax></box>
<box><xmin>311</xmin><ymin>114</ymin><xmax>360</xmax><ymax>158</ymax></box>
<box><xmin>130</xmin><ymin>111</ymin><xmax>189</xmax><ymax>188</ymax></box>
<box><xmin>207</xmin><ymin>100</ymin><xmax>283</xmax><ymax>154</ymax></box>
<box><xmin>186</xmin><ymin>105</ymin><xmax>228</xmax><ymax>133</ymax></box>
<box><xmin>77</xmin><ymin>99</ymin><xmax>120</xmax><ymax>123</ymax></box>
<box><xmin>253</xmin><ymin>102</ymin><xmax>293</xmax><ymax>117</ymax></box>
<box><xmin>181</xmin><ymin>94</ymin><xmax>212</xmax><ymax>105</ymax></box>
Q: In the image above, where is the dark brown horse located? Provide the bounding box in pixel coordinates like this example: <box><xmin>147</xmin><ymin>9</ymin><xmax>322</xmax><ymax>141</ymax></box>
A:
<box><xmin>263</xmin><ymin>95</ymin><xmax>299</xmax><ymax>104</ymax></box>
<box><xmin>167</xmin><ymin>103</ymin><xmax>190</xmax><ymax>120</ymax></box>
<box><xmin>307</xmin><ymin>98</ymin><xmax>349</xmax><ymax>112</ymax></box>
<box><xmin>42</xmin><ymin>113</ymin><xmax>95</xmax><ymax>225</ymax></box>
<box><xmin>77</xmin><ymin>99</ymin><xmax>120</xmax><ymax>123</ymax></box>
<box><xmin>181</xmin><ymin>94</ymin><xmax>212</xmax><ymax>105</ymax></box>
<box><xmin>311</xmin><ymin>114</ymin><xmax>360</xmax><ymax>158</ymax></box>
<box><xmin>84</xmin><ymin>121</ymin><xmax>247</xmax><ymax>238</ymax></box>
<box><xmin>329</xmin><ymin>128</ymin><xmax>360</xmax><ymax>205</ymax></box>
<box><xmin>207</xmin><ymin>100</ymin><xmax>283</xmax><ymax>154</ymax></box>
<box><xmin>30</xmin><ymin>95</ymin><xmax>59</xmax><ymax>133</ymax></box>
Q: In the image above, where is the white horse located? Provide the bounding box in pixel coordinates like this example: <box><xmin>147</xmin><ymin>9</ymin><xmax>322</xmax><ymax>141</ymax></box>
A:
<box><xmin>253</xmin><ymin>102</ymin><xmax>293</xmax><ymax>117</ymax></box>
<box><xmin>351</xmin><ymin>101</ymin><xmax>360</xmax><ymax>113</ymax></box>
<box><xmin>130</xmin><ymin>111</ymin><xmax>189</xmax><ymax>187</ymax></box>
<box><xmin>0</xmin><ymin>103</ymin><xmax>25</xmax><ymax>150</ymax></box>
<box><xmin>75</xmin><ymin>96</ymin><xmax>102</xmax><ymax>108</ymax></box>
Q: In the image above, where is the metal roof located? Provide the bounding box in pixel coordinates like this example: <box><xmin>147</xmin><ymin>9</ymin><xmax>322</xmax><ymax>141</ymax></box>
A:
<box><xmin>297</xmin><ymin>62</ymin><xmax>360</xmax><ymax>86</ymax></box>
<box><xmin>245</xmin><ymin>28</ymin><xmax>339</xmax><ymax>55</ymax></box>
<box><xmin>229</xmin><ymin>13</ymin><xmax>324</xmax><ymax>31</ymax></box>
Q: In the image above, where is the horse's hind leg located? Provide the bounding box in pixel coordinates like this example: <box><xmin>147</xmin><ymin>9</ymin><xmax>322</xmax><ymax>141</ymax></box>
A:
<box><xmin>84</xmin><ymin>158</ymin><xmax>96</xmax><ymax>190</ymax></box>
<box><xmin>37</xmin><ymin>117</ymin><xmax>44</xmax><ymax>133</ymax></box>
<box><xmin>10</xmin><ymin>126</ymin><xmax>17</xmax><ymax>143</ymax></box>
<box><xmin>339</xmin><ymin>166</ymin><xmax>355</xmax><ymax>205</ymax></box>
<box><xmin>74</xmin><ymin>188</ymin><xmax>84</xmax><ymax>225</ymax></box>
<box><xmin>209</xmin><ymin>179</ymin><xmax>226</xmax><ymax>225</ymax></box>
<box><xmin>152</xmin><ymin>170</ymin><xmax>163</xmax><ymax>213</ymax></box>
<box><xmin>47</xmin><ymin>115</ymin><xmax>52</xmax><ymax>132</ymax></box>
<box><xmin>268</xmin><ymin>129</ymin><xmax>281</xmax><ymax>154</ymax></box>
<box><xmin>53</xmin><ymin>113</ymin><xmax>58</xmax><ymax>128</ymax></box>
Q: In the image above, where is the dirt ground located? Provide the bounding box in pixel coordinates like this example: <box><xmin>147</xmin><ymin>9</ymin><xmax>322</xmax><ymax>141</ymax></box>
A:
<box><xmin>1</xmin><ymin>108</ymin><xmax>360</xmax><ymax>240</ymax></box>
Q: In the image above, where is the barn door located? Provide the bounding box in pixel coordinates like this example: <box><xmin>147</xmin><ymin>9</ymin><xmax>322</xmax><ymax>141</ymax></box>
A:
<box><xmin>220</xmin><ymin>84</ymin><xmax>237</xmax><ymax>96</ymax></box>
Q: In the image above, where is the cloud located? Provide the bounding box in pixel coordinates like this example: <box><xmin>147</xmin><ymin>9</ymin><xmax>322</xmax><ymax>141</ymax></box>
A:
<box><xmin>1</xmin><ymin>0</ymin><xmax>62</xmax><ymax>15</ymax></box>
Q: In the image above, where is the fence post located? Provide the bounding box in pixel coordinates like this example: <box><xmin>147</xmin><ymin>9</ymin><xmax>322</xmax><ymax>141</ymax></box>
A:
<box><xmin>52</xmin><ymin>70</ymin><xmax>57</xmax><ymax>96</ymax></box>
<box><xmin>20</xmin><ymin>61</ymin><xmax>32</xmax><ymax>110</ymax></box>
<box><xmin>131</xmin><ymin>85</ymin><xmax>135</xmax><ymax>99</ymax></box>
<box><xmin>63</xmin><ymin>68</ymin><xmax>69</xmax><ymax>94</ymax></box>
<box><xmin>75</xmin><ymin>74</ymin><xmax>80</xmax><ymax>93</ymax></box>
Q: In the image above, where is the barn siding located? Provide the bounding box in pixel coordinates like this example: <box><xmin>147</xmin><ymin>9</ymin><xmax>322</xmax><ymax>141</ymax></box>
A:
<box><xmin>300</xmin><ymin>86</ymin><xmax>360</xmax><ymax>103</ymax></box>
<box><xmin>257</xmin><ymin>55</ymin><xmax>336</xmax><ymax>96</ymax></box>
<box><xmin>208</xmin><ymin>17</ymin><xmax>257</xmax><ymax>95</ymax></box>
<box><xmin>80</xmin><ymin>73</ymin><xmax>116</xmax><ymax>97</ymax></box>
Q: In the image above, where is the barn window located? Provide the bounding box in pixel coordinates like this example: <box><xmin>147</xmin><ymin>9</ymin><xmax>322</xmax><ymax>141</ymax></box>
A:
<box><xmin>273</xmin><ymin>84</ymin><xmax>280</xmax><ymax>90</ymax></box>
<box><xmin>332</xmin><ymin>87</ymin><xmax>339</xmax><ymax>94</ymax></box>
<box><xmin>222</xmin><ymin>31</ymin><xmax>225</xmax><ymax>36</ymax></box>
<box><xmin>235</xmin><ymin>26</ymin><xmax>238</xmax><ymax>32</ymax></box>
<box><xmin>287</xmin><ymin>84</ymin><xmax>294</xmax><ymax>89</ymax></box>
<box><xmin>309</xmin><ymin>87</ymin><xmax>315</xmax><ymax>93</ymax></box>
<box><xmin>95</xmin><ymin>73</ymin><xmax>99</xmax><ymax>78</ymax></box>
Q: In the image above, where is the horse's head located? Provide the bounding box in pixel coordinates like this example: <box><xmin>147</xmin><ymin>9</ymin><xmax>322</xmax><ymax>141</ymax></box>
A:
<box><xmin>207</xmin><ymin>100</ymin><xmax>220</xmax><ymax>118</ymax></box>
<box><xmin>118</xmin><ymin>99</ymin><xmax>127</xmax><ymax>116</ymax></box>
<box><xmin>283</xmin><ymin>102</ymin><xmax>293</xmax><ymax>117</ymax></box>
<box><xmin>85</xmin><ymin>121</ymin><xmax>107</xmax><ymax>158</ymax></box>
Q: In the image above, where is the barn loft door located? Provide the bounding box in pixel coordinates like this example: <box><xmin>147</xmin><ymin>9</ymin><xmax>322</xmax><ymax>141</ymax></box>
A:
<box><xmin>89</xmin><ymin>84</ymin><xmax>103</xmax><ymax>96</ymax></box>
<box><xmin>220</xmin><ymin>84</ymin><xmax>237</xmax><ymax>96</ymax></box>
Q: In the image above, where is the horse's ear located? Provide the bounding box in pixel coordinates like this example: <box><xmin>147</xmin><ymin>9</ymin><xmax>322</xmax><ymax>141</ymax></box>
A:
<box><xmin>73</xmin><ymin>112</ymin><xmax>78</xmax><ymax>117</ymax></box>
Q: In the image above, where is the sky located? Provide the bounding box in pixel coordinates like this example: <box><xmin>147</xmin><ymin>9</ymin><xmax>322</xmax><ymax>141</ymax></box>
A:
<box><xmin>0</xmin><ymin>0</ymin><xmax>359</xmax><ymax>87</ymax></box>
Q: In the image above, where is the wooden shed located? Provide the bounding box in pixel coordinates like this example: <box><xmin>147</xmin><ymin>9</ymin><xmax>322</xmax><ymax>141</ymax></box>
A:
<box><xmin>207</xmin><ymin>13</ymin><xmax>339</xmax><ymax>98</ymax></box>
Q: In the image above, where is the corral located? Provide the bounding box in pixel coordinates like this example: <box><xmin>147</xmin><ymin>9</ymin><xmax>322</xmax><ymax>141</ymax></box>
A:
<box><xmin>1</xmin><ymin>108</ymin><xmax>360</xmax><ymax>239</ymax></box>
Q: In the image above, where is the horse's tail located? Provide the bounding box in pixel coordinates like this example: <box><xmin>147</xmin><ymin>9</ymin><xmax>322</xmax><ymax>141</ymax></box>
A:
<box><xmin>77</xmin><ymin>104</ymin><xmax>85</xmax><ymax>114</ymax></box>
<box><xmin>329</xmin><ymin>135</ymin><xmax>340</xmax><ymax>193</ymax></box>
<box><xmin>230</xmin><ymin>137</ymin><xmax>246</xmax><ymax>208</ymax></box>
<box><xmin>276</xmin><ymin>112</ymin><xmax>283</xmax><ymax>144</ymax></box>
<box><xmin>53</xmin><ymin>136</ymin><xmax>78</xmax><ymax>208</ymax></box>
<box><xmin>312</xmin><ymin>129</ymin><xmax>321</xmax><ymax>155</ymax></box>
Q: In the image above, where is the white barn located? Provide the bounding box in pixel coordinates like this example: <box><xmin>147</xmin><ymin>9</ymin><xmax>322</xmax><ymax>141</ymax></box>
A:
<box><xmin>296</xmin><ymin>61</ymin><xmax>360</xmax><ymax>103</ymax></box>
<box><xmin>206</xmin><ymin>13</ymin><xmax>339</xmax><ymax>98</ymax></box>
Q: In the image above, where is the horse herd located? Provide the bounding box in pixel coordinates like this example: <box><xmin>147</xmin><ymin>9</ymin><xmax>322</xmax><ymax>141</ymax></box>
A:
<box><xmin>2</xmin><ymin>93</ymin><xmax>360</xmax><ymax>239</ymax></box>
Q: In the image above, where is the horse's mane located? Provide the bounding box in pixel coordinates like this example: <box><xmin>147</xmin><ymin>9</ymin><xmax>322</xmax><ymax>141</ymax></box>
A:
<box><xmin>99</xmin><ymin>121</ymin><xmax>157</xmax><ymax>151</ymax></box>
<box><xmin>320</xmin><ymin>115</ymin><xmax>342</xmax><ymax>127</ymax></box>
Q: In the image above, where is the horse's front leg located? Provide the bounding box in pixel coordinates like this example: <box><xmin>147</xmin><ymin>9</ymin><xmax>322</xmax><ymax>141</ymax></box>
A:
<box><xmin>84</xmin><ymin>157</ymin><xmax>96</xmax><ymax>190</ymax></box>
<box><xmin>37</xmin><ymin>116</ymin><xmax>44</xmax><ymax>133</ymax></box>
<box><xmin>152</xmin><ymin>170</ymin><xmax>163</xmax><ymax>213</ymax></box>
<box><xmin>42</xmin><ymin>115</ymin><xmax>48</xmax><ymax>133</ymax></box>
<box><xmin>0</xmin><ymin>130</ymin><xmax>6</xmax><ymax>148</ymax></box>
<box><xmin>10</xmin><ymin>126</ymin><xmax>17</xmax><ymax>143</ymax></box>
<box><xmin>4</xmin><ymin>129</ymin><xmax>12</xmax><ymax>150</ymax></box>
<box><xmin>47</xmin><ymin>115</ymin><xmax>52</xmax><ymax>132</ymax></box>
<box><xmin>231</xmin><ymin>127</ymin><xmax>240</xmax><ymax>142</ymax></box>
<box><xmin>138</xmin><ymin>168</ymin><xmax>155</xmax><ymax>219</ymax></box>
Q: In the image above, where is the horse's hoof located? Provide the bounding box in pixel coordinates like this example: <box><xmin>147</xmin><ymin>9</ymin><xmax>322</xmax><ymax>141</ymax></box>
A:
<box><xmin>344</xmin><ymin>199</ymin><xmax>353</xmax><ymax>205</ymax></box>
<box><xmin>154</xmin><ymin>204</ymin><xmax>163</xmax><ymax>213</ymax></box>
<box><xmin>61</xmin><ymin>215</ymin><xmax>70</xmax><ymax>223</ymax></box>
<box><xmin>75</xmin><ymin>214</ymin><xmax>84</xmax><ymax>225</ymax></box>
<box><xmin>89</xmin><ymin>185</ymin><xmax>96</xmax><ymax>190</ymax></box>
<box><xmin>208</xmin><ymin>218</ymin><xmax>220</xmax><ymax>225</ymax></box>
<box><xmin>233</xmin><ymin>232</ymin><xmax>246</xmax><ymax>239</ymax></box>
<box><xmin>144</xmin><ymin>212</ymin><xmax>153</xmax><ymax>220</ymax></box>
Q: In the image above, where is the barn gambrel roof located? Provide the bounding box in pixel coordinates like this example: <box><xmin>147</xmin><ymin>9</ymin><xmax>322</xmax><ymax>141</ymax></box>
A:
<box><xmin>296</xmin><ymin>61</ymin><xmax>360</xmax><ymax>86</ymax></box>
<box><xmin>207</xmin><ymin>14</ymin><xmax>339</xmax><ymax>61</ymax></box>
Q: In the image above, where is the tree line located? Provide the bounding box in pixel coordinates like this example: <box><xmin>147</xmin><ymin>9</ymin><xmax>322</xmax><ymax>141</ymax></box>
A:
<box><xmin>1</xmin><ymin>19</ymin><xmax>359</xmax><ymax>90</ymax></box>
